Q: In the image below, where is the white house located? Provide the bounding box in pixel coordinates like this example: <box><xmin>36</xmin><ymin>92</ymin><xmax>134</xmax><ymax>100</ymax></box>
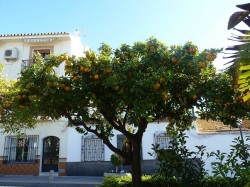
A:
<box><xmin>0</xmin><ymin>32</ymin><xmax>248</xmax><ymax>177</ymax></box>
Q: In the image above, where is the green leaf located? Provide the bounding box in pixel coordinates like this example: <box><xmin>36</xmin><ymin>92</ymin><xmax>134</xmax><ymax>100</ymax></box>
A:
<box><xmin>239</xmin><ymin>64</ymin><xmax>250</xmax><ymax>70</ymax></box>
<box><xmin>238</xmin><ymin>78</ymin><xmax>247</xmax><ymax>84</ymax></box>
<box><xmin>239</xmin><ymin>85</ymin><xmax>250</xmax><ymax>92</ymax></box>
<box><xmin>238</xmin><ymin>82</ymin><xmax>249</xmax><ymax>89</ymax></box>
<box><xmin>239</xmin><ymin>70</ymin><xmax>250</xmax><ymax>79</ymax></box>
<box><xmin>243</xmin><ymin>92</ymin><xmax>250</xmax><ymax>102</ymax></box>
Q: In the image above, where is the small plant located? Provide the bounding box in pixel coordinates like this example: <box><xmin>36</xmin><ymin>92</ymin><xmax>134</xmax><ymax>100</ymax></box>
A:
<box><xmin>110</xmin><ymin>153</ymin><xmax>125</xmax><ymax>173</ymax></box>
<box><xmin>210</xmin><ymin>136</ymin><xmax>250</xmax><ymax>187</ymax></box>
<box><xmin>150</xmin><ymin>124</ymin><xmax>209</xmax><ymax>186</ymax></box>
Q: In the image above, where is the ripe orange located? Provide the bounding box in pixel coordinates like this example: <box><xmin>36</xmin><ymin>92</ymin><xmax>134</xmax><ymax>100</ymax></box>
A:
<box><xmin>73</xmin><ymin>76</ymin><xmax>79</xmax><ymax>81</ymax></box>
<box><xmin>83</xmin><ymin>68</ymin><xmax>90</xmax><ymax>73</ymax></box>
<box><xmin>70</xmin><ymin>71</ymin><xmax>75</xmax><ymax>76</ymax></box>
<box><xmin>154</xmin><ymin>83</ymin><xmax>161</xmax><ymax>90</ymax></box>
<box><xmin>162</xmin><ymin>61</ymin><xmax>167</xmax><ymax>65</ymax></box>
<box><xmin>94</xmin><ymin>74</ymin><xmax>99</xmax><ymax>80</ymax></box>
<box><xmin>64</xmin><ymin>86</ymin><xmax>71</xmax><ymax>92</ymax></box>
<box><xmin>171</xmin><ymin>57</ymin><xmax>177</xmax><ymax>63</ymax></box>
<box><xmin>198</xmin><ymin>62</ymin><xmax>206</xmax><ymax>68</ymax></box>
<box><xmin>61</xmin><ymin>84</ymin><xmax>66</xmax><ymax>88</ymax></box>
<box><xmin>192</xmin><ymin>95</ymin><xmax>197</xmax><ymax>100</ymax></box>
<box><xmin>105</xmin><ymin>69</ymin><xmax>112</xmax><ymax>73</ymax></box>
<box><xmin>80</xmin><ymin>66</ymin><xmax>84</xmax><ymax>71</ymax></box>
<box><xmin>66</xmin><ymin>60</ymin><xmax>72</xmax><ymax>66</ymax></box>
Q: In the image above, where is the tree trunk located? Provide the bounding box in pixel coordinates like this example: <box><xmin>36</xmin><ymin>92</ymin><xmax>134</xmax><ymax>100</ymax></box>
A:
<box><xmin>131</xmin><ymin>139</ymin><xmax>142</xmax><ymax>187</ymax></box>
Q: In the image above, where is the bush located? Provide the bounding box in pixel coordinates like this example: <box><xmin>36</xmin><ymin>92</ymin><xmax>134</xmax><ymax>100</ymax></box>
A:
<box><xmin>100</xmin><ymin>175</ymin><xmax>164</xmax><ymax>187</ymax></box>
<box><xmin>110</xmin><ymin>153</ymin><xmax>125</xmax><ymax>173</ymax></box>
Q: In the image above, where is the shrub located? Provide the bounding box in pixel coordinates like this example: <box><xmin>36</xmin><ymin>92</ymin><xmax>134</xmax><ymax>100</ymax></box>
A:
<box><xmin>110</xmin><ymin>153</ymin><xmax>125</xmax><ymax>173</ymax></box>
<box><xmin>100</xmin><ymin>175</ymin><xmax>164</xmax><ymax>187</ymax></box>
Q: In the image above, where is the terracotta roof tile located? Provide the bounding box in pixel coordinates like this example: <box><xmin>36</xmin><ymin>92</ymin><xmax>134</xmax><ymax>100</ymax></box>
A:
<box><xmin>196</xmin><ymin>118</ymin><xmax>250</xmax><ymax>133</ymax></box>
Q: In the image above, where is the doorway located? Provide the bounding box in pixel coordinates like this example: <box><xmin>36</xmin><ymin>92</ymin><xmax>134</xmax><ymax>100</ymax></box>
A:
<box><xmin>42</xmin><ymin>136</ymin><xmax>59</xmax><ymax>172</ymax></box>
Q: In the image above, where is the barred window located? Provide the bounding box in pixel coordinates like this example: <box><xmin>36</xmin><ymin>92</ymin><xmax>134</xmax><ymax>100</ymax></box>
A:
<box><xmin>81</xmin><ymin>135</ymin><xmax>104</xmax><ymax>161</ymax></box>
<box><xmin>3</xmin><ymin>135</ymin><xmax>39</xmax><ymax>163</ymax></box>
<box><xmin>155</xmin><ymin>132</ymin><xmax>171</xmax><ymax>150</ymax></box>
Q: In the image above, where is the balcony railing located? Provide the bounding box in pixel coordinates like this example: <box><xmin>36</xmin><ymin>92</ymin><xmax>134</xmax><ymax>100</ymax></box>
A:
<box><xmin>21</xmin><ymin>60</ymin><xmax>34</xmax><ymax>70</ymax></box>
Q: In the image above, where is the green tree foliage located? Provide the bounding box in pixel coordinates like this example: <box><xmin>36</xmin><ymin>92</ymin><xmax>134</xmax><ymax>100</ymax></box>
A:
<box><xmin>1</xmin><ymin>37</ymin><xmax>231</xmax><ymax>186</ymax></box>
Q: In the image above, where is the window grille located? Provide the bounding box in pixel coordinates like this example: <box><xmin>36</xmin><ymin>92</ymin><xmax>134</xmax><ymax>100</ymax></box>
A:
<box><xmin>3</xmin><ymin>135</ymin><xmax>39</xmax><ymax>163</ymax></box>
<box><xmin>81</xmin><ymin>135</ymin><xmax>104</xmax><ymax>161</ymax></box>
<box><xmin>154</xmin><ymin>133</ymin><xmax>171</xmax><ymax>150</ymax></box>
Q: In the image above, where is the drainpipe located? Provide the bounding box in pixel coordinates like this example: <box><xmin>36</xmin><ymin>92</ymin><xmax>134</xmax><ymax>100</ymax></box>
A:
<box><xmin>237</xmin><ymin>120</ymin><xmax>244</xmax><ymax>146</ymax></box>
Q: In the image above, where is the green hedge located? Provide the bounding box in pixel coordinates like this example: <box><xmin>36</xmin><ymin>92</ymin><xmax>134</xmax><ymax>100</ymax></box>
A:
<box><xmin>100</xmin><ymin>175</ymin><xmax>164</xmax><ymax>187</ymax></box>
<box><xmin>100</xmin><ymin>175</ymin><xmax>248</xmax><ymax>187</ymax></box>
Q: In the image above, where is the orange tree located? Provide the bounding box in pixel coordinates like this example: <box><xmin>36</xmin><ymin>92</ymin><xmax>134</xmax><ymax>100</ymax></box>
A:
<box><xmin>1</xmin><ymin>37</ymin><xmax>233</xmax><ymax>186</ymax></box>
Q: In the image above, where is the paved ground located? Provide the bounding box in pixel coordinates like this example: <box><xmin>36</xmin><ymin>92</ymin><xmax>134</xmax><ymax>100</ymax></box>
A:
<box><xmin>0</xmin><ymin>175</ymin><xmax>104</xmax><ymax>187</ymax></box>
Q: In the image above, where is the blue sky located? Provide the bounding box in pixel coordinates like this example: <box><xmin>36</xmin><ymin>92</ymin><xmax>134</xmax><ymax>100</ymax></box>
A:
<box><xmin>0</xmin><ymin>0</ymin><xmax>249</xmax><ymax>69</ymax></box>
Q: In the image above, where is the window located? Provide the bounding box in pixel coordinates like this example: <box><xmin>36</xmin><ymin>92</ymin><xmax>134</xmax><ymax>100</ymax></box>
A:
<box><xmin>3</xmin><ymin>135</ymin><xmax>39</xmax><ymax>163</ymax></box>
<box><xmin>155</xmin><ymin>132</ymin><xmax>171</xmax><ymax>150</ymax></box>
<box><xmin>21</xmin><ymin>46</ymin><xmax>54</xmax><ymax>69</ymax></box>
<box><xmin>154</xmin><ymin>132</ymin><xmax>172</xmax><ymax>160</ymax></box>
<box><xmin>81</xmin><ymin>135</ymin><xmax>104</xmax><ymax>161</ymax></box>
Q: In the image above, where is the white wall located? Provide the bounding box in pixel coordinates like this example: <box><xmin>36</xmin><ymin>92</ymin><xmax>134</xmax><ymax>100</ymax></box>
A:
<box><xmin>0</xmin><ymin>119</ymin><xmax>68</xmax><ymax>159</ymax></box>
<box><xmin>0</xmin><ymin>34</ymin><xmax>85</xmax><ymax>81</ymax></box>
<box><xmin>66</xmin><ymin>121</ymin><xmax>249</xmax><ymax>176</ymax></box>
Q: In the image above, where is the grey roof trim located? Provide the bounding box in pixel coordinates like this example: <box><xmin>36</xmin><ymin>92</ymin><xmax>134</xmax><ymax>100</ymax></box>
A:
<box><xmin>0</xmin><ymin>32</ymin><xmax>69</xmax><ymax>37</ymax></box>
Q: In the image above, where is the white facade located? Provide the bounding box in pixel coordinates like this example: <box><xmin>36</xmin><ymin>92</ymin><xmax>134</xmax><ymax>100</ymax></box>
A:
<box><xmin>0</xmin><ymin>32</ymin><xmax>86</xmax><ymax>176</ymax></box>
<box><xmin>0</xmin><ymin>31</ymin><xmax>84</xmax><ymax>80</ymax></box>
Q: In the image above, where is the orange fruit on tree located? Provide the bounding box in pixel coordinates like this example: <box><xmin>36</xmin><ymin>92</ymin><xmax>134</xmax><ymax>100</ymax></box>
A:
<box><xmin>94</xmin><ymin>74</ymin><xmax>100</xmax><ymax>80</ymax></box>
<box><xmin>154</xmin><ymin>83</ymin><xmax>161</xmax><ymax>90</ymax></box>
<box><xmin>70</xmin><ymin>71</ymin><xmax>75</xmax><ymax>76</ymax></box>
<box><xmin>192</xmin><ymin>95</ymin><xmax>197</xmax><ymax>100</ymax></box>
<box><xmin>105</xmin><ymin>69</ymin><xmax>112</xmax><ymax>73</ymax></box>
<box><xmin>66</xmin><ymin>60</ymin><xmax>72</xmax><ymax>66</ymax></box>
<box><xmin>61</xmin><ymin>84</ymin><xmax>66</xmax><ymax>88</ymax></box>
<box><xmin>171</xmin><ymin>57</ymin><xmax>177</xmax><ymax>63</ymax></box>
<box><xmin>64</xmin><ymin>86</ymin><xmax>71</xmax><ymax>92</ymax></box>
<box><xmin>73</xmin><ymin>76</ymin><xmax>79</xmax><ymax>81</ymax></box>
<box><xmin>80</xmin><ymin>66</ymin><xmax>84</xmax><ymax>71</ymax></box>
<box><xmin>83</xmin><ymin>68</ymin><xmax>90</xmax><ymax>73</ymax></box>
<box><xmin>198</xmin><ymin>62</ymin><xmax>206</xmax><ymax>68</ymax></box>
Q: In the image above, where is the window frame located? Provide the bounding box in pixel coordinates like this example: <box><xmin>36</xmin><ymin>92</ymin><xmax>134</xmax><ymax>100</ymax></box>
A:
<box><xmin>81</xmin><ymin>135</ymin><xmax>104</xmax><ymax>162</ymax></box>
<box><xmin>3</xmin><ymin>135</ymin><xmax>39</xmax><ymax>164</ymax></box>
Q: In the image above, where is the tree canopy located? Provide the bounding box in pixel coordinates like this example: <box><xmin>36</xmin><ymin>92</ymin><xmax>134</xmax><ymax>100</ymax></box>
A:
<box><xmin>2</xmin><ymin>37</ymin><xmax>249</xmax><ymax>186</ymax></box>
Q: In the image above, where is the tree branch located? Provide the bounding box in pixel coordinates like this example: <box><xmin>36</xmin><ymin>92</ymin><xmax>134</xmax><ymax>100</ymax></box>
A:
<box><xmin>65</xmin><ymin>113</ymin><xmax>131</xmax><ymax>162</ymax></box>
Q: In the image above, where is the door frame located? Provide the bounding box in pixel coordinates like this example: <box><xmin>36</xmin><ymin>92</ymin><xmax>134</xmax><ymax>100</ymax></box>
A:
<box><xmin>41</xmin><ymin>136</ymin><xmax>60</xmax><ymax>173</ymax></box>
